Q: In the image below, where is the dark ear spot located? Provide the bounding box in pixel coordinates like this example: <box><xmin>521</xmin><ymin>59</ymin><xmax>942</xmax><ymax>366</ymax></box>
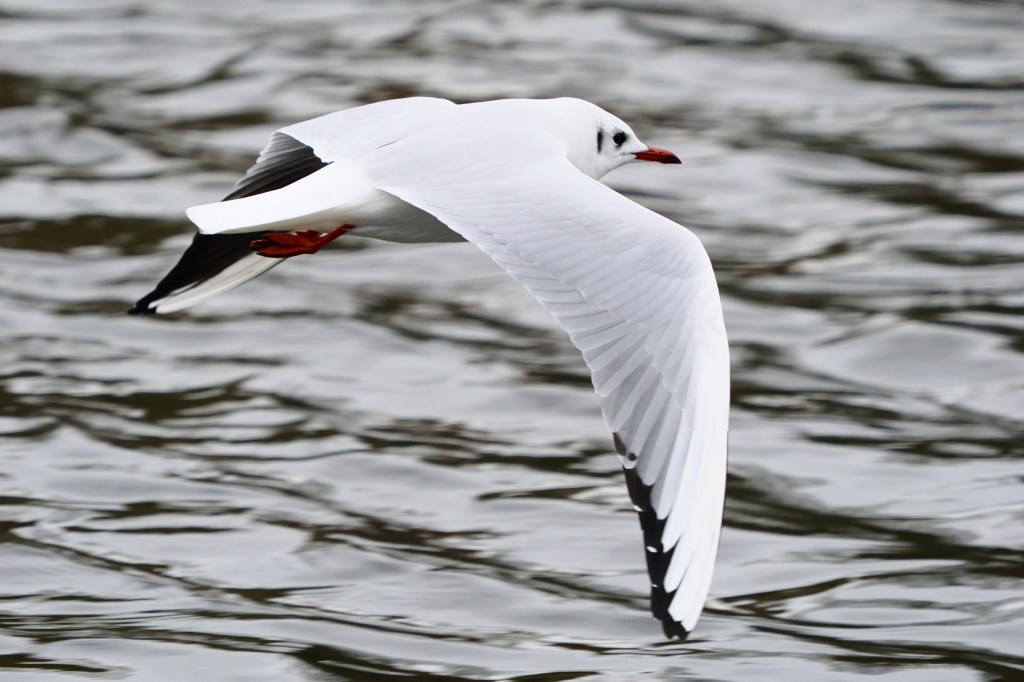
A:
<box><xmin>597</xmin><ymin>130</ymin><xmax>604</xmax><ymax>152</ymax></box>
<box><xmin>613</xmin><ymin>131</ymin><xmax>627</xmax><ymax>147</ymax></box>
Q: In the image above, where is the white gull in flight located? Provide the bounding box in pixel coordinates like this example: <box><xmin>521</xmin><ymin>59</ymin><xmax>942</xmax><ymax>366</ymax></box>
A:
<box><xmin>131</xmin><ymin>97</ymin><xmax>730</xmax><ymax>640</ymax></box>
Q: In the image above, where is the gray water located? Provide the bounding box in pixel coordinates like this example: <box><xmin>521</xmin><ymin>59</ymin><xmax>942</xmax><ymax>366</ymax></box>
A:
<box><xmin>1</xmin><ymin>1</ymin><xmax>1023</xmax><ymax>680</ymax></box>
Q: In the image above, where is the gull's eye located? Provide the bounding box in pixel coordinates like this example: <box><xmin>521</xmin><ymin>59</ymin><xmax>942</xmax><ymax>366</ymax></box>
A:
<box><xmin>612</xmin><ymin>131</ymin><xmax>627</xmax><ymax>147</ymax></box>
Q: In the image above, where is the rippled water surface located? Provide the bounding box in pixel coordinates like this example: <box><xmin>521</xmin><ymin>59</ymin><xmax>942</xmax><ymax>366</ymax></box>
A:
<box><xmin>2</xmin><ymin>1</ymin><xmax>1023</xmax><ymax>679</ymax></box>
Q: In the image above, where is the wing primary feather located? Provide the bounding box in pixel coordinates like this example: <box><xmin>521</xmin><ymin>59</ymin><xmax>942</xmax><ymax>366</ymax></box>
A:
<box><xmin>618</xmin><ymin>434</ymin><xmax>691</xmax><ymax>641</ymax></box>
<box><xmin>584</xmin><ymin>333</ymin><xmax>643</xmax><ymax>374</ymax></box>
<box><xmin>623</xmin><ymin>387</ymin><xmax>673</xmax><ymax>460</ymax></box>
<box><xmin>593</xmin><ymin>345</ymin><xmax>649</xmax><ymax>397</ymax></box>
<box><xmin>572</xmin><ymin>320</ymin><xmax>629</xmax><ymax>352</ymax></box>
<box><xmin>603</xmin><ymin>362</ymin><xmax>661</xmax><ymax>432</ymax></box>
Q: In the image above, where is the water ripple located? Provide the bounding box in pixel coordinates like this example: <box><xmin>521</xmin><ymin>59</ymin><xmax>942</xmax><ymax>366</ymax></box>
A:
<box><xmin>1</xmin><ymin>0</ymin><xmax>1022</xmax><ymax>679</ymax></box>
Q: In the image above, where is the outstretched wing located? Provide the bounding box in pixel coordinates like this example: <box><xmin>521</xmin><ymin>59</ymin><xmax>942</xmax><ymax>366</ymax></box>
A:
<box><xmin>132</xmin><ymin>97</ymin><xmax>458</xmax><ymax>315</ymax></box>
<box><xmin>365</xmin><ymin>130</ymin><xmax>730</xmax><ymax>638</ymax></box>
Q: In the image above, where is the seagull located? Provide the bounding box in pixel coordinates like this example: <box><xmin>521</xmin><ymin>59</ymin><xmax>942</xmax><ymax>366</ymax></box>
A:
<box><xmin>130</xmin><ymin>97</ymin><xmax>730</xmax><ymax>640</ymax></box>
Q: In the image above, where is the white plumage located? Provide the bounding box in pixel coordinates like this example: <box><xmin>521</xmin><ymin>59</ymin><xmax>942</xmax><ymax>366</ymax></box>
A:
<box><xmin>134</xmin><ymin>96</ymin><xmax>729</xmax><ymax>639</ymax></box>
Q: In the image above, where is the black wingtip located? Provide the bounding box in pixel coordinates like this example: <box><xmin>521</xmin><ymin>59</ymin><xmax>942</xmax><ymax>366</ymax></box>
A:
<box><xmin>615</xmin><ymin>432</ymin><xmax>692</xmax><ymax>641</ymax></box>
<box><xmin>661</xmin><ymin>617</ymin><xmax>691</xmax><ymax>640</ymax></box>
<box><xmin>127</xmin><ymin>295</ymin><xmax>158</xmax><ymax>316</ymax></box>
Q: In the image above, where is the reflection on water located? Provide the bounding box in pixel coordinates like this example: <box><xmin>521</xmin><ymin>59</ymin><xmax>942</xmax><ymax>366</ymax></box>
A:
<box><xmin>1</xmin><ymin>0</ymin><xmax>1023</xmax><ymax>679</ymax></box>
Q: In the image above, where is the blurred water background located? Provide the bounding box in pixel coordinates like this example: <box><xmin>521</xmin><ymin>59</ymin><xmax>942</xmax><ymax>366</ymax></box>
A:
<box><xmin>1</xmin><ymin>0</ymin><xmax>1023</xmax><ymax>679</ymax></box>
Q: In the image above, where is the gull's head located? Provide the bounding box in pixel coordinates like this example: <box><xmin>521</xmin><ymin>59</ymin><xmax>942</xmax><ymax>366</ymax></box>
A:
<box><xmin>548</xmin><ymin>98</ymin><xmax>681</xmax><ymax>179</ymax></box>
<box><xmin>462</xmin><ymin>98</ymin><xmax>681</xmax><ymax>180</ymax></box>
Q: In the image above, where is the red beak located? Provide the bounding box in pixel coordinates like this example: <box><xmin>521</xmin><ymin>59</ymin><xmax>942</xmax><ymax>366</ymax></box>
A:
<box><xmin>634</xmin><ymin>146</ymin><xmax>681</xmax><ymax>164</ymax></box>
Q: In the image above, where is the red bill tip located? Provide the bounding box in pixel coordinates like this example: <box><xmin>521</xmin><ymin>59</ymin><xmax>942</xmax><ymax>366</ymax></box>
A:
<box><xmin>634</xmin><ymin>146</ymin><xmax>681</xmax><ymax>164</ymax></box>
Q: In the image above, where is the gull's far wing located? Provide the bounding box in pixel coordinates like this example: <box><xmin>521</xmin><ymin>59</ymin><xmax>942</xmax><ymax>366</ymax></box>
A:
<box><xmin>129</xmin><ymin>132</ymin><xmax>329</xmax><ymax>315</ymax></box>
<box><xmin>132</xmin><ymin>97</ymin><xmax>457</xmax><ymax>314</ymax></box>
<box><xmin>366</xmin><ymin>132</ymin><xmax>730</xmax><ymax>638</ymax></box>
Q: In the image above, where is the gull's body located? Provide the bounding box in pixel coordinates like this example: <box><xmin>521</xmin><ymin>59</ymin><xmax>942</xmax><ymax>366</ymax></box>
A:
<box><xmin>132</xmin><ymin>97</ymin><xmax>729</xmax><ymax>639</ymax></box>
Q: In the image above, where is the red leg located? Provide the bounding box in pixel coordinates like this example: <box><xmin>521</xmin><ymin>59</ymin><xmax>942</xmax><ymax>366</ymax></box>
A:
<box><xmin>250</xmin><ymin>224</ymin><xmax>354</xmax><ymax>258</ymax></box>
